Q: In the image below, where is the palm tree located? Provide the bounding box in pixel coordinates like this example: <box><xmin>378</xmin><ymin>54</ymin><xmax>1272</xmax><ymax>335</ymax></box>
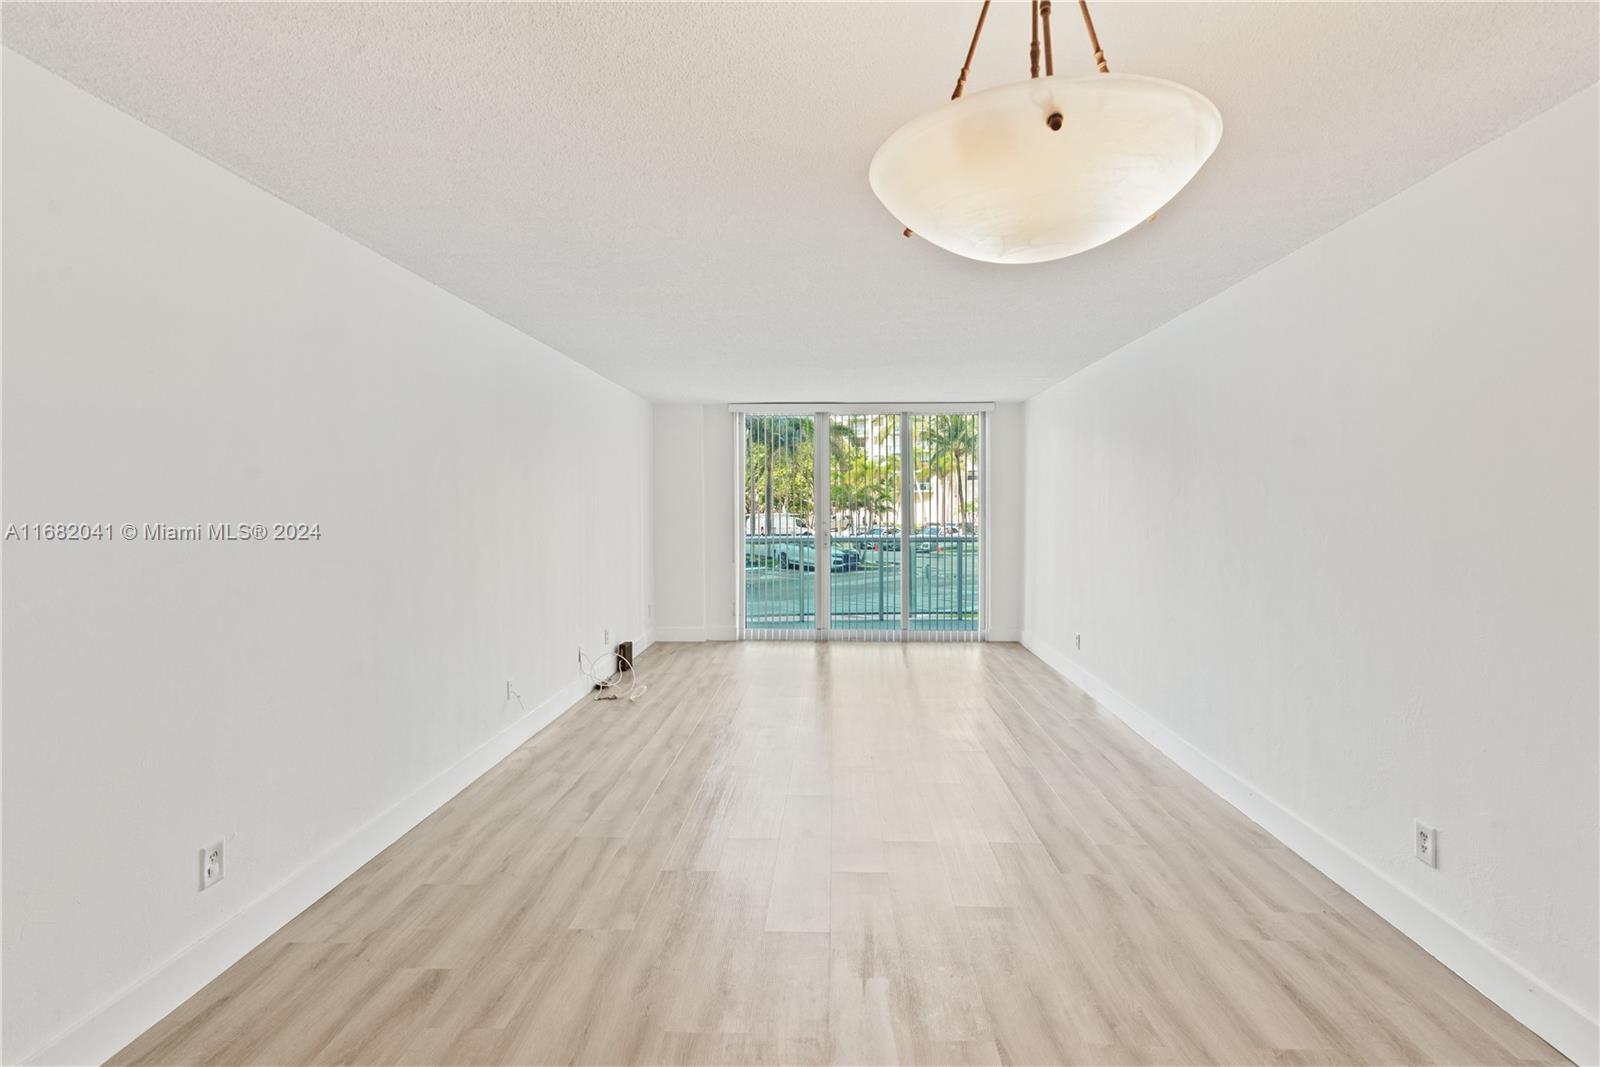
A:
<box><xmin>824</xmin><ymin>418</ymin><xmax>864</xmax><ymax>460</ymax></box>
<box><xmin>745</xmin><ymin>416</ymin><xmax>863</xmax><ymax>535</ymax></box>
<box><xmin>831</xmin><ymin>451</ymin><xmax>897</xmax><ymax>530</ymax></box>
<box><xmin>916</xmin><ymin>414</ymin><xmax>979</xmax><ymax>529</ymax></box>
<box><xmin>746</xmin><ymin>415</ymin><xmax>808</xmax><ymax>535</ymax></box>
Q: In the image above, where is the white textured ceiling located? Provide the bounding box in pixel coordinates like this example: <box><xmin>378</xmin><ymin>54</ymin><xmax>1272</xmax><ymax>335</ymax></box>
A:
<box><xmin>4</xmin><ymin>3</ymin><xmax>1596</xmax><ymax>402</ymax></box>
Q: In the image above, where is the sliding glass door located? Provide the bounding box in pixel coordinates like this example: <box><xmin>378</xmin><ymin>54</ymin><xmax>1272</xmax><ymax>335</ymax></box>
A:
<box><xmin>738</xmin><ymin>408</ymin><xmax>985</xmax><ymax>641</ymax></box>
<box><xmin>829</xmin><ymin>413</ymin><xmax>901</xmax><ymax>635</ymax></box>
<box><xmin>909</xmin><ymin>413</ymin><xmax>980</xmax><ymax>634</ymax></box>
<box><xmin>741</xmin><ymin>414</ymin><xmax>817</xmax><ymax>636</ymax></box>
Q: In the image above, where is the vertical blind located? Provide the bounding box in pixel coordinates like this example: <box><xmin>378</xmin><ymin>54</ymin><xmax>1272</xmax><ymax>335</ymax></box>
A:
<box><xmin>740</xmin><ymin>413</ymin><xmax>818</xmax><ymax>640</ymax></box>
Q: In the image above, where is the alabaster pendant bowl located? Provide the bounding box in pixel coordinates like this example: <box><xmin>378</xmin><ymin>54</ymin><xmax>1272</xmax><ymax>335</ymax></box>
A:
<box><xmin>870</xmin><ymin>72</ymin><xmax>1223</xmax><ymax>265</ymax></box>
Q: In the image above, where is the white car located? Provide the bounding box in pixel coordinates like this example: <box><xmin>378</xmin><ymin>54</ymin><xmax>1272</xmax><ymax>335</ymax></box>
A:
<box><xmin>781</xmin><ymin>542</ymin><xmax>862</xmax><ymax>573</ymax></box>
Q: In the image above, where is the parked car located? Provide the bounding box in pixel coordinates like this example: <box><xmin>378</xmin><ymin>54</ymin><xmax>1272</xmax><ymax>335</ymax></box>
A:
<box><xmin>863</xmin><ymin>525</ymin><xmax>900</xmax><ymax>551</ymax></box>
<box><xmin>746</xmin><ymin>534</ymin><xmax>823</xmax><ymax>570</ymax></box>
<box><xmin>780</xmin><ymin>543</ymin><xmax>861</xmax><ymax>572</ymax></box>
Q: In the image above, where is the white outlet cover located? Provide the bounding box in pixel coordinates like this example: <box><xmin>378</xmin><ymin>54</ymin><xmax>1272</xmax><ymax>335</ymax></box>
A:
<box><xmin>1414</xmin><ymin>821</ymin><xmax>1438</xmax><ymax>868</ymax></box>
<box><xmin>200</xmin><ymin>840</ymin><xmax>225</xmax><ymax>890</ymax></box>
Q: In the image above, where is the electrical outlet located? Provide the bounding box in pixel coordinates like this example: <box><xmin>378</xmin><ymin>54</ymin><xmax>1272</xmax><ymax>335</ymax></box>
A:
<box><xmin>1075</xmin><ymin>633</ymin><xmax>1082</xmax><ymax>651</ymax></box>
<box><xmin>1414</xmin><ymin>821</ymin><xmax>1438</xmax><ymax>868</ymax></box>
<box><xmin>200</xmin><ymin>841</ymin><xmax>224</xmax><ymax>890</ymax></box>
<box><xmin>604</xmin><ymin>628</ymin><xmax>610</xmax><ymax>650</ymax></box>
<box><xmin>505</xmin><ymin>680</ymin><xmax>515</xmax><ymax>701</ymax></box>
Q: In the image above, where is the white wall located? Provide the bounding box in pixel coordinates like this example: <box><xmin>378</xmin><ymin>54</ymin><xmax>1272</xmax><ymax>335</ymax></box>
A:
<box><xmin>651</xmin><ymin>403</ymin><xmax>1023</xmax><ymax>641</ymax></box>
<box><xmin>1023</xmin><ymin>85</ymin><xmax>1598</xmax><ymax>1062</ymax></box>
<box><xmin>650</xmin><ymin>405</ymin><xmax>735</xmax><ymax>641</ymax></box>
<box><xmin>651</xmin><ymin>406</ymin><xmax>705</xmax><ymax>639</ymax></box>
<box><xmin>1</xmin><ymin>53</ymin><xmax>652</xmax><ymax>1064</ymax></box>
<box><xmin>985</xmin><ymin>403</ymin><xmax>1024</xmax><ymax>641</ymax></box>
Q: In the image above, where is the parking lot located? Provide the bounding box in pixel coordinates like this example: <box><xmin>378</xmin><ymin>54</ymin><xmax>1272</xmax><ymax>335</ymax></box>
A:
<box><xmin>745</xmin><ymin>537</ymin><xmax>978</xmax><ymax>629</ymax></box>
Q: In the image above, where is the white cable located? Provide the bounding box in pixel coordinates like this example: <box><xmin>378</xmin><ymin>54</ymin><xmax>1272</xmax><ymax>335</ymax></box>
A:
<box><xmin>578</xmin><ymin>646</ymin><xmax>645</xmax><ymax>702</ymax></box>
<box><xmin>505</xmin><ymin>645</ymin><xmax>645</xmax><ymax>715</ymax></box>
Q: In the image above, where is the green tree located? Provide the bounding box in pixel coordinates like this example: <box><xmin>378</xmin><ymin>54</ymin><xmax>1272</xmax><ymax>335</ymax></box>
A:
<box><xmin>745</xmin><ymin>416</ymin><xmax>861</xmax><ymax>534</ymax></box>
<box><xmin>744</xmin><ymin>415</ymin><xmax>807</xmax><ymax>535</ymax></box>
<box><xmin>916</xmin><ymin>415</ymin><xmax>979</xmax><ymax>529</ymax></box>
<box><xmin>831</xmin><ymin>450</ymin><xmax>897</xmax><ymax>530</ymax></box>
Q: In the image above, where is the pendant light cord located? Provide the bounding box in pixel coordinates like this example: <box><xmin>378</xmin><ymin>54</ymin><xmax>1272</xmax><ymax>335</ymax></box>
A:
<box><xmin>949</xmin><ymin>0</ymin><xmax>1106</xmax><ymax>99</ymax></box>
<box><xmin>1078</xmin><ymin>0</ymin><xmax>1110</xmax><ymax>72</ymax></box>
<box><xmin>1041</xmin><ymin>1</ymin><xmax>1055</xmax><ymax>76</ymax></box>
<box><xmin>950</xmin><ymin>0</ymin><xmax>992</xmax><ymax>100</ymax></box>
<box><xmin>1030</xmin><ymin>1</ymin><xmax>1041</xmax><ymax>78</ymax></box>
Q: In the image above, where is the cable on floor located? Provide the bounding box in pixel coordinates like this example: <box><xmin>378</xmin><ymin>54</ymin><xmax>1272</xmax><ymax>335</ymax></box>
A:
<box><xmin>579</xmin><ymin>647</ymin><xmax>646</xmax><ymax>702</ymax></box>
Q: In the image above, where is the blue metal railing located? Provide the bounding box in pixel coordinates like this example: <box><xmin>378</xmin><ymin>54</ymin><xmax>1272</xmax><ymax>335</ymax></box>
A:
<box><xmin>829</xmin><ymin>535</ymin><xmax>901</xmax><ymax>629</ymax></box>
<box><xmin>907</xmin><ymin>535</ymin><xmax>977</xmax><ymax>630</ymax></box>
<box><xmin>745</xmin><ymin>534</ymin><xmax>976</xmax><ymax>631</ymax></box>
<box><xmin>744</xmin><ymin>535</ymin><xmax>818</xmax><ymax>627</ymax></box>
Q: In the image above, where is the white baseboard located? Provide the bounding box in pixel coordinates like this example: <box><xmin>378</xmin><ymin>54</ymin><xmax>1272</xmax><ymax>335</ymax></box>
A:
<box><xmin>986</xmin><ymin>628</ymin><xmax>1023</xmax><ymax>643</ymax></box>
<box><xmin>1020</xmin><ymin>632</ymin><xmax>1599</xmax><ymax>1067</ymax></box>
<box><xmin>23</xmin><ymin>673</ymin><xmax>594</xmax><ymax>1067</ymax></box>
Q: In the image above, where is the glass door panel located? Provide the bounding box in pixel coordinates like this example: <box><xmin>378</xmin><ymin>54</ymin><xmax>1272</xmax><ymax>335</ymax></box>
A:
<box><xmin>909</xmin><ymin>413</ymin><xmax>980</xmax><ymax>633</ymax></box>
<box><xmin>828</xmin><ymin>414</ymin><xmax>901</xmax><ymax>633</ymax></box>
<box><xmin>742</xmin><ymin>414</ymin><xmax>817</xmax><ymax>634</ymax></box>
<box><xmin>739</xmin><ymin>409</ymin><xmax>982</xmax><ymax>639</ymax></box>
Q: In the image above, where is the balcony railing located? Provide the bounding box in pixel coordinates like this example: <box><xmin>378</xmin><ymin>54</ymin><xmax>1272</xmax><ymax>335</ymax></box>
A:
<box><xmin>906</xmin><ymin>534</ymin><xmax>978</xmax><ymax>630</ymax></box>
<box><xmin>829</xmin><ymin>535</ymin><xmax>898</xmax><ymax>630</ymax></box>
<box><xmin>744</xmin><ymin>534</ymin><xmax>977</xmax><ymax>631</ymax></box>
<box><xmin>744</xmin><ymin>535</ymin><xmax>818</xmax><ymax>628</ymax></box>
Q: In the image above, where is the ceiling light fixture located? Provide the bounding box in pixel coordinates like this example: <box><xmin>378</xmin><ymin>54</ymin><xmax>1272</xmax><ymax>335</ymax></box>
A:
<box><xmin>869</xmin><ymin>0</ymin><xmax>1222</xmax><ymax>265</ymax></box>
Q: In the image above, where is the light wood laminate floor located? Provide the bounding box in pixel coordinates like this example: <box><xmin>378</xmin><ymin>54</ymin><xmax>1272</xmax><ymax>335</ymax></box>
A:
<box><xmin>115</xmin><ymin>642</ymin><xmax>1562</xmax><ymax>1066</ymax></box>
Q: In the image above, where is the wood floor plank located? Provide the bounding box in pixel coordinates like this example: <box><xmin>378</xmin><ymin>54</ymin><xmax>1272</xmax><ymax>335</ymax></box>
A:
<box><xmin>828</xmin><ymin>871</ymin><xmax>902</xmax><ymax>1066</ymax></box>
<box><xmin>829</xmin><ymin>766</ymin><xmax>887</xmax><ymax>874</ymax></box>
<box><xmin>112</xmin><ymin>642</ymin><xmax>1566</xmax><ymax>1066</ymax></box>
<box><xmin>658</xmin><ymin>836</ymin><xmax>778</xmax><ymax>1036</ymax></box>
<box><xmin>765</xmin><ymin>793</ymin><xmax>833</xmax><ymax>933</ymax></box>
<box><xmin>882</xmin><ymin>840</ymin><xmax>995</xmax><ymax>1049</ymax></box>
<box><xmin>490</xmin><ymin>928</ymin><xmax>616</xmax><ymax>1065</ymax></box>
<box><xmin>919</xmin><ymin>782</ymin><xmax>1008</xmax><ymax>908</ymax></box>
